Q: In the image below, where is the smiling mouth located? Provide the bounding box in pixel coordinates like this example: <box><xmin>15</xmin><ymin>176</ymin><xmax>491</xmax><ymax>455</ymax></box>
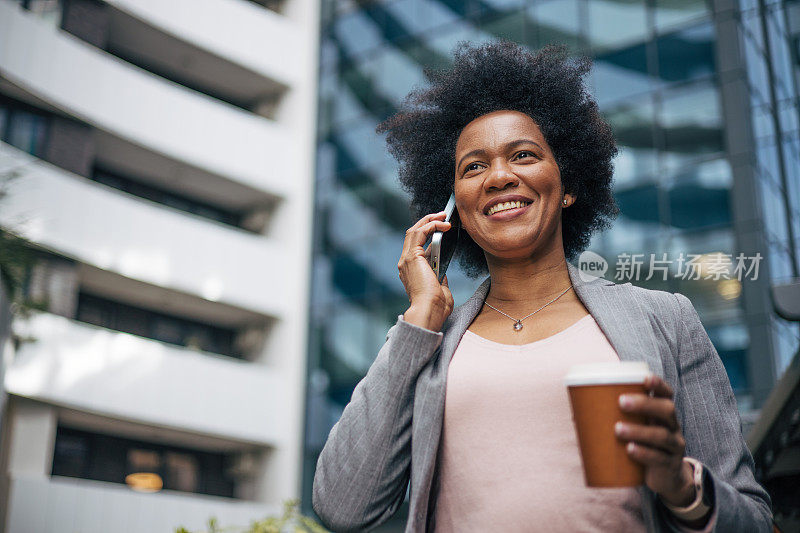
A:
<box><xmin>486</xmin><ymin>200</ymin><xmax>532</xmax><ymax>216</ymax></box>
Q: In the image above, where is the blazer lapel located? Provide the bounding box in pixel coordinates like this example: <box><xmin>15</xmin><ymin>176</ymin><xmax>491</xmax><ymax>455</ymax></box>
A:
<box><xmin>567</xmin><ymin>262</ymin><xmax>667</xmax><ymax>380</ymax></box>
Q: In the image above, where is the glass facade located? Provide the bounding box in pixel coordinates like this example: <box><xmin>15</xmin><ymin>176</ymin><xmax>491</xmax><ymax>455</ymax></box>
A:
<box><xmin>737</xmin><ymin>0</ymin><xmax>800</xmax><ymax>379</ymax></box>
<box><xmin>305</xmin><ymin>0</ymin><xmax>800</xmax><ymax>522</ymax></box>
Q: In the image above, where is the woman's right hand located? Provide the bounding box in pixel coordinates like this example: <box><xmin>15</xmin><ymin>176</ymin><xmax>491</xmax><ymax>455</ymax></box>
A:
<box><xmin>398</xmin><ymin>211</ymin><xmax>455</xmax><ymax>332</ymax></box>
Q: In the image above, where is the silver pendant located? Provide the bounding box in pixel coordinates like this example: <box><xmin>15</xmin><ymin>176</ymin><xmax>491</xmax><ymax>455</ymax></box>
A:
<box><xmin>513</xmin><ymin>321</ymin><xmax>523</xmax><ymax>331</ymax></box>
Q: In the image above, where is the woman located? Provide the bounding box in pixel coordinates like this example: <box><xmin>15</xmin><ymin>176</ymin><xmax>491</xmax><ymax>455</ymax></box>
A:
<box><xmin>312</xmin><ymin>41</ymin><xmax>772</xmax><ymax>532</ymax></box>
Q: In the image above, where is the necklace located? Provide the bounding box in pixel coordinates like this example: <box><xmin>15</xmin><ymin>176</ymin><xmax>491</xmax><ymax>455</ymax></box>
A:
<box><xmin>484</xmin><ymin>285</ymin><xmax>574</xmax><ymax>331</ymax></box>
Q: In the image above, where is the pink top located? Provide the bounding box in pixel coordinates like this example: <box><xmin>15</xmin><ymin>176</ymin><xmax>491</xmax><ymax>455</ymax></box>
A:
<box><xmin>432</xmin><ymin>313</ymin><xmax>716</xmax><ymax>532</ymax></box>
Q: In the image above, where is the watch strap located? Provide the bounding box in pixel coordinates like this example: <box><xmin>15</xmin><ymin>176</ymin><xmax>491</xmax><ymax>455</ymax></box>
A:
<box><xmin>662</xmin><ymin>457</ymin><xmax>713</xmax><ymax>522</ymax></box>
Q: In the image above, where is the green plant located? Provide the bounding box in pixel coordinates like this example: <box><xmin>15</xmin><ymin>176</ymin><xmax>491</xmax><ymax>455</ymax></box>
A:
<box><xmin>0</xmin><ymin>166</ymin><xmax>47</xmax><ymax>324</ymax></box>
<box><xmin>175</xmin><ymin>499</ymin><xmax>328</xmax><ymax>533</ymax></box>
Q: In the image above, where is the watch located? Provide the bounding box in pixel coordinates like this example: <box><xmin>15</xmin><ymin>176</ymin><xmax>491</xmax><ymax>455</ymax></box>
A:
<box><xmin>662</xmin><ymin>457</ymin><xmax>714</xmax><ymax>522</ymax></box>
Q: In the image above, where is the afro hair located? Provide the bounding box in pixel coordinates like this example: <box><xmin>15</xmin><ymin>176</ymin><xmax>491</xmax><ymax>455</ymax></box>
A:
<box><xmin>376</xmin><ymin>40</ymin><xmax>619</xmax><ymax>279</ymax></box>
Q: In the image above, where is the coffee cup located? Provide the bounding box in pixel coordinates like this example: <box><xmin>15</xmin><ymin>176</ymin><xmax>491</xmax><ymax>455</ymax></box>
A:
<box><xmin>564</xmin><ymin>361</ymin><xmax>651</xmax><ymax>487</ymax></box>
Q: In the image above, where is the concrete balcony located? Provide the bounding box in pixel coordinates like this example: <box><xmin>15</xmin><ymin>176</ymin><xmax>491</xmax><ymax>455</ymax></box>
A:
<box><xmin>103</xmin><ymin>0</ymin><xmax>303</xmax><ymax>88</ymax></box>
<box><xmin>5</xmin><ymin>474</ymin><xmax>279</xmax><ymax>533</ymax></box>
<box><xmin>6</xmin><ymin>312</ymin><xmax>289</xmax><ymax>445</ymax></box>
<box><xmin>0</xmin><ymin>143</ymin><xmax>290</xmax><ymax>318</ymax></box>
<box><xmin>0</xmin><ymin>1</ymin><xmax>300</xmax><ymax>199</ymax></box>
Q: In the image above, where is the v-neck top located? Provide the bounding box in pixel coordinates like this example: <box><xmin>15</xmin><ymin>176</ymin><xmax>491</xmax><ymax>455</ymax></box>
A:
<box><xmin>431</xmin><ymin>313</ymin><xmax>647</xmax><ymax>532</ymax></box>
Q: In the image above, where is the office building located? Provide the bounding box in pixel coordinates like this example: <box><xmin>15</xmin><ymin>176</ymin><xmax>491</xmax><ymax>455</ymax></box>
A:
<box><xmin>0</xmin><ymin>0</ymin><xmax>319</xmax><ymax>530</ymax></box>
<box><xmin>304</xmin><ymin>0</ymin><xmax>799</xmax><ymax>529</ymax></box>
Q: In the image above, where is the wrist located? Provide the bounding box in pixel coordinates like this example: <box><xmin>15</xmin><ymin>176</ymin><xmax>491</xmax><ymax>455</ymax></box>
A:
<box><xmin>660</xmin><ymin>460</ymin><xmax>697</xmax><ymax>507</ymax></box>
<box><xmin>660</xmin><ymin>458</ymin><xmax>714</xmax><ymax>525</ymax></box>
<box><xmin>403</xmin><ymin>303</ymin><xmax>445</xmax><ymax>332</ymax></box>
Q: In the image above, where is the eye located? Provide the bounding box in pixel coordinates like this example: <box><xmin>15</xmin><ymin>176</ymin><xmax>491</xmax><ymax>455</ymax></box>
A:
<box><xmin>514</xmin><ymin>150</ymin><xmax>536</xmax><ymax>160</ymax></box>
<box><xmin>464</xmin><ymin>162</ymin><xmax>482</xmax><ymax>173</ymax></box>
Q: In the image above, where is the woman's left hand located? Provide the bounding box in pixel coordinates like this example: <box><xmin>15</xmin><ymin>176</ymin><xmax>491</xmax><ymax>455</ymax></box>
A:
<box><xmin>615</xmin><ymin>375</ymin><xmax>696</xmax><ymax>507</ymax></box>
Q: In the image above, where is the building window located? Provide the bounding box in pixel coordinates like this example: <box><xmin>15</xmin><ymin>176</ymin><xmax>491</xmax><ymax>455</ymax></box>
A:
<box><xmin>0</xmin><ymin>96</ymin><xmax>49</xmax><ymax>158</ymax></box>
<box><xmin>92</xmin><ymin>167</ymin><xmax>245</xmax><ymax>229</ymax></box>
<box><xmin>76</xmin><ymin>291</ymin><xmax>240</xmax><ymax>358</ymax></box>
<box><xmin>51</xmin><ymin>426</ymin><xmax>235</xmax><ymax>498</ymax></box>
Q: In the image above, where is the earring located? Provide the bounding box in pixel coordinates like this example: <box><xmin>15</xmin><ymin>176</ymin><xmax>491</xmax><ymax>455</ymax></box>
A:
<box><xmin>563</xmin><ymin>199</ymin><xmax>568</xmax><ymax>205</ymax></box>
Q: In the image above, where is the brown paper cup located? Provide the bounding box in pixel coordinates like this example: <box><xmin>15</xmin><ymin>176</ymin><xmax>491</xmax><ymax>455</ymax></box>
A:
<box><xmin>565</xmin><ymin>362</ymin><xmax>651</xmax><ymax>488</ymax></box>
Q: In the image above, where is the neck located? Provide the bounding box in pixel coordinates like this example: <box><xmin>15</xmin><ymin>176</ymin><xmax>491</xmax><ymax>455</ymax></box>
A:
<box><xmin>484</xmin><ymin>247</ymin><xmax>573</xmax><ymax>312</ymax></box>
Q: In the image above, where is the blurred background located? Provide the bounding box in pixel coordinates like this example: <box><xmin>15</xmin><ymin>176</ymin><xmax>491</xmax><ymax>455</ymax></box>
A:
<box><xmin>0</xmin><ymin>0</ymin><xmax>798</xmax><ymax>531</ymax></box>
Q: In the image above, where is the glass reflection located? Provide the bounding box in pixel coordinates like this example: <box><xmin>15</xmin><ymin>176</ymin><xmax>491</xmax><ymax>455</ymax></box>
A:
<box><xmin>333</xmin><ymin>8</ymin><xmax>384</xmax><ymax>58</ymax></box>
<box><xmin>481</xmin><ymin>8</ymin><xmax>526</xmax><ymax>42</ymax></box>
<box><xmin>386</xmin><ymin>0</ymin><xmax>461</xmax><ymax>35</ymax></box>
<box><xmin>327</xmin><ymin>299</ymin><xmax>372</xmax><ymax>375</ymax></box>
<box><xmin>335</xmin><ymin>117</ymin><xmax>387</xmax><ymax>170</ymax></box>
<box><xmin>766</xmin><ymin>9</ymin><xmax>794</xmax><ymax>102</ymax></box>
<box><xmin>527</xmin><ymin>0</ymin><xmax>581</xmax><ymax>51</ymax></box>
<box><xmin>614</xmin><ymin>183</ymin><xmax>661</xmax><ymax>225</ymax></box>
<box><xmin>587</xmin><ymin>0</ymin><xmax>647</xmax><ymax>53</ymax></box>
<box><xmin>603</xmin><ymin>213</ymin><xmax>664</xmax><ymax>256</ymax></box>
<box><xmin>667</xmin><ymin>172</ymin><xmax>732</xmax><ymax>230</ymax></box>
<box><xmin>660</xmin><ymin>82</ymin><xmax>723</xmax><ymax>169</ymax></box>
<box><xmin>653</xmin><ymin>0</ymin><xmax>709</xmax><ymax>32</ymax></box>
<box><xmin>370</xmin><ymin>46</ymin><xmax>429</xmax><ymax>105</ymax></box>
<box><xmin>592</xmin><ymin>45</ymin><xmax>651</xmax><ymax>107</ymax></box>
<box><xmin>669</xmin><ymin>228</ymin><xmax>742</xmax><ymax>322</ymax></box>
<box><xmin>655</xmin><ymin>23</ymin><xmax>715</xmax><ymax>84</ymax></box>
<box><xmin>604</xmin><ymin>98</ymin><xmax>658</xmax><ymax>186</ymax></box>
<box><xmin>774</xmin><ymin>319</ymin><xmax>800</xmax><ymax>375</ymax></box>
<box><xmin>706</xmin><ymin>322</ymin><xmax>750</xmax><ymax>392</ymax></box>
<box><xmin>328</xmin><ymin>185</ymin><xmax>386</xmax><ymax>248</ymax></box>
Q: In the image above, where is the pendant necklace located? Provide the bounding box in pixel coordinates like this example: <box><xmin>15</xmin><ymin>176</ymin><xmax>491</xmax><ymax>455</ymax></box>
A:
<box><xmin>484</xmin><ymin>285</ymin><xmax>574</xmax><ymax>331</ymax></box>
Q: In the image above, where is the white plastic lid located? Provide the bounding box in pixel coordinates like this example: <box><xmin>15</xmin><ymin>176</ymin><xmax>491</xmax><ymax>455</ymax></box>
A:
<box><xmin>564</xmin><ymin>361</ymin><xmax>651</xmax><ymax>386</ymax></box>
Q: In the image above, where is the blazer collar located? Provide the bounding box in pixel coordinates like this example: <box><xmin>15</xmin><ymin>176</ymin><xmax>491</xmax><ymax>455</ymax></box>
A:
<box><xmin>442</xmin><ymin>261</ymin><xmax>665</xmax><ymax>378</ymax></box>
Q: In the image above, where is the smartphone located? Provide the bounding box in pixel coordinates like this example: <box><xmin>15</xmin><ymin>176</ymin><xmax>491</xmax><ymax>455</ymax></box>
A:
<box><xmin>427</xmin><ymin>193</ymin><xmax>460</xmax><ymax>283</ymax></box>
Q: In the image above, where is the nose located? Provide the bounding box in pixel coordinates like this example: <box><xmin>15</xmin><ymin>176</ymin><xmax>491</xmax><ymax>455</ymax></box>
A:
<box><xmin>483</xmin><ymin>159</ymin><xmax>519</xmax><ymax>191</ymax></box>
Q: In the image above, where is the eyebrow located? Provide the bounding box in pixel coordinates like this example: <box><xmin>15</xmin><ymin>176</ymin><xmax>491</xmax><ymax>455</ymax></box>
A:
<box><xmin>456</xmin><ymin>139</ymin><xmax>545</xmax><ymax>170</ymax></box>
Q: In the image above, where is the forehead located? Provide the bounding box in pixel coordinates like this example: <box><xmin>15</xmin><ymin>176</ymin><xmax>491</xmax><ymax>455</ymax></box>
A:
<box><xmin>456</xmin><ymin>110</ymin><xmax>544</xmax><ymax>151</ymax></box>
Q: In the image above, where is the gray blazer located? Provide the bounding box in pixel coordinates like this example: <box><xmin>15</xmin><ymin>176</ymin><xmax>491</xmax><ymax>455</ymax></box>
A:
<box><xmin>312</xmin><ymin>262</ymin><xmax>773</xmax><ymax>532</ymax></box>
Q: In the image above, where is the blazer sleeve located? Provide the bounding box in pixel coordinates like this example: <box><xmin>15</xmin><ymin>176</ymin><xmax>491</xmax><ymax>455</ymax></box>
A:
<box><xmin>312</xmin><ymin>315</ymin><xmax>443</xmax><ymax>532</ymax></box>
<box><xmin>657</xmin><ymin>293</ymin><xmax>773</xmax><ymax>532</ymax></box>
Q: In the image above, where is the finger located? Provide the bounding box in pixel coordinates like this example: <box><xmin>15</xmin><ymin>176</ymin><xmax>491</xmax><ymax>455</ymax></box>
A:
<box><xmin>441</xmin><ymin>283</ymin><xmax>454</xmax><ymax>312</ymax></box>
<box><xmin>402</xmin><ymin>220</ymin><xmax>452</xmax><ymax>255</ymax></box>
<box><xmin>625</xmin><ymin>442</ymin><xmax>681</xmax><ymax>469</ymax></box>
<box><xmin>442</xmin><ymin>274</ymin><xmax>449</xmax><ymax>287</ymax></box>
<box><xmin>645</xmin><ymin>375</ymin><xmax>674</xmax><ymax>399</ymax></box>
<box><xmin>409</xmin><ymin>211</ymin><xmax>447</xmax><ymax>232</ymax></box>
<box><xmin>619</xmin><ymin>394</ymin><xmax>679</xmax><ymax>431</ymax></box>
<box><xmin>615</xmin><ymin>422</ymin><xmax>684</xmax><ymax>455</ymax></box>
<box><xmin>403</xmin><ymin>213</ymin><xmax>448</xmax><ymax>254</ymax></box>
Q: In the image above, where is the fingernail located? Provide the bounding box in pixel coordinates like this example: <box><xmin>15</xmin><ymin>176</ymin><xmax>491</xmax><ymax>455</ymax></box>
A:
<box><xmin>619</xmin><ymin>395</ymin><xmax>632</xmax><ymax>409</ymax></box>
<box><xmin>615</xmin><ymin>422</ymin><xmax>626</xmax><ymax>435</ymax></box>
<box><xmin>627</xmin><ymin>442</ymin><xmax>636</xmax><ymax>453</ymax></box>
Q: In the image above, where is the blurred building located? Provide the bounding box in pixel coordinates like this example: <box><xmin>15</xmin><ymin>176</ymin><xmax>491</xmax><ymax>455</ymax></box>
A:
<box><xmin>304</xmin><ymin>0</ymin><xmax>800</xmax><ymax>530</ymax></box>
<box><xmin>0</xmin><ymin>0</ymin><xmax>318</xmax><ymax>531</ymax></box>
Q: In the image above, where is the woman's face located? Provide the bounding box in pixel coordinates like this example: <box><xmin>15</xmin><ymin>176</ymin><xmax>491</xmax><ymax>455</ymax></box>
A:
<box><xmin>453</xmin><ymin>110</ymin><xmax>571</xmax><ymax>262</ymax></box>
